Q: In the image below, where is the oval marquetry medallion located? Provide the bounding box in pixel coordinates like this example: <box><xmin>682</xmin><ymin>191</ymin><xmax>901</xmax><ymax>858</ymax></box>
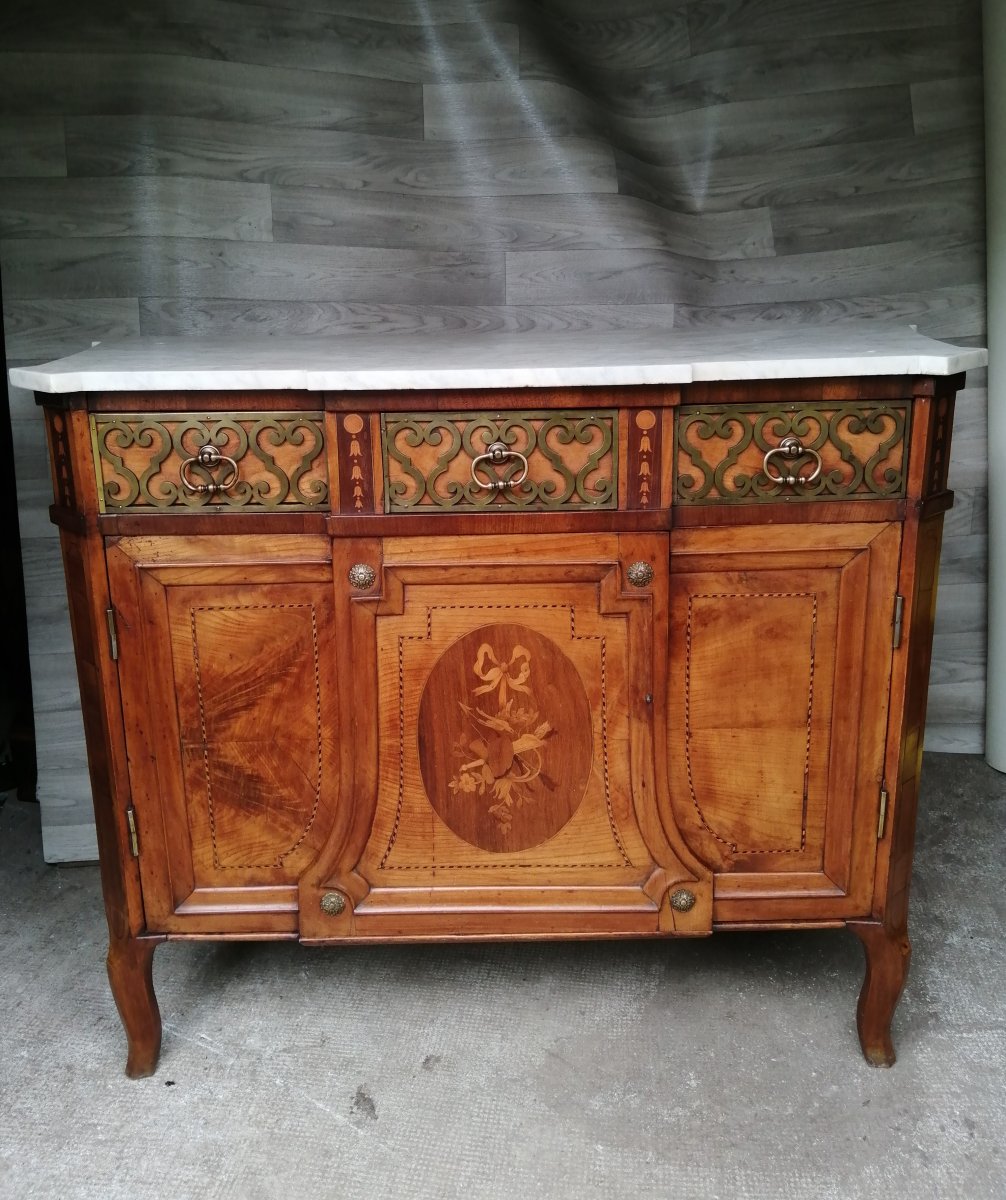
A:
<box><xmin>418</xmin><ymin>623</ymin><xmax>592</xmax><ymax>853</ymax></box>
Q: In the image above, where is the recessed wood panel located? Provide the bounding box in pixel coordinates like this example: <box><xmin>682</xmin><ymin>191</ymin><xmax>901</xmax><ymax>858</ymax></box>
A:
<box><xmin>668</xmin><ymin>522</ymin><xmax>901</xmax><ymax>918</ymax></box>
<box><xmin>107</xmin><ymin>535</ymin><xmax>340</xmax><ymax>933</ymax></box>
<box><xmin>175</xmin><ymin>600</ymin><xmax>324</xmax><ymax>871</ymax></box>
<box><xmin>367</xmin><ymin>580</ymin><xmax>642</xmax><ymax>879</ymax></box>
<box><xmin>684</xmin><ymin>591</ymin><xmax>821</xmax><ymax>856</ymax></box>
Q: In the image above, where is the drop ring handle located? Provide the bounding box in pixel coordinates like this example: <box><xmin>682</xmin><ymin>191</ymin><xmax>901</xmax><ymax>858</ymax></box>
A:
<box><xmin>179</xmin><ymin>444</ymin><xmax>240</xmax><ymax>495</ymax></box>
<box><xmin>762</xmin><ymin>437</ymin><xmax>823</xmax><ymax>487</ymax></box>
<box><xmin>470</xmin><ymin>441</ymin><xmax>530</xmax><ymax>492</ymax></box>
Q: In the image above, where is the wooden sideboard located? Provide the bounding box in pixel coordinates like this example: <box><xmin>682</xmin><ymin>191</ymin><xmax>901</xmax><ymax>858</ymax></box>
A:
<box><xmin>12</xmin><ymin>331</ymin><xmax>985</xmax><ymax>1075</ymax></box>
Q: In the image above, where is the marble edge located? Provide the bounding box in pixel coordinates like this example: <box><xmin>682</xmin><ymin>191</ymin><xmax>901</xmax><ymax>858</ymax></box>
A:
<box><xmin>8</xmin><ymin>348</ymin><xmax>989</xmax><ymax>394</ymax></box>
<box><xmin>7</xmin><ymin>367</ymin><xmax>314</xmax><ymax>393</ymax></box>
<box><xmin>688</xmin><ymin>349</ymin><xmax>989</xmax><ymax>381</ymax></box>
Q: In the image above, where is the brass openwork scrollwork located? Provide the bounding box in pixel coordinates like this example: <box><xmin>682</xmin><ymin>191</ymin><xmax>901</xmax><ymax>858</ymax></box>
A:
<box><xmin>674</xmin><ymin>402</ymin><xmax>909</xmax><ymax>505</ymax></box>
<box><xmin>381</xmin><ymin>410</ymin><xmax>617</xmax><ymax>511</ymax></box>
<box><xmin>91</xmin><ymin>412</ymin><xmax>329</xmax><ymax>511</ymax></box>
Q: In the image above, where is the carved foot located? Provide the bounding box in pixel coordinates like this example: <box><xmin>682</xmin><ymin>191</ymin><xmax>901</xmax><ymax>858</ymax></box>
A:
<box><xmin>106</xmin><ymin>935</ymin><xmax>165</xmax><ymax>1078</ymax></box>
<box><xmin>848</xmin><ymin>921</ymin><xmax>912</xmax><ymax>1068</ymax></box>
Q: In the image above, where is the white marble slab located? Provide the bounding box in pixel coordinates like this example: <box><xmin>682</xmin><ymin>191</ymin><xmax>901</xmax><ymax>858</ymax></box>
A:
<box><xmin>8</xmin><ymin>327</ymin><xmax>988</xmax><ymax>393</ymax></box>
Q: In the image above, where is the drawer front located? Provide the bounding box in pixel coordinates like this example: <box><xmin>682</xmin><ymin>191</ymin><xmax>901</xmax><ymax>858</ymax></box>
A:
<box><xmin>674</xmin><ymin>401</ymin><xmax>910</xmax><ymax>505</ymax></box>
<box><xmin>381</xmin><ymin>410</ymin><xmax>618</xmax><ymax>512</ymax></box>
<box><xmin>91</xmin><ymin>412</ymin><xmax>329</xmax><ymax>512</ymax></box>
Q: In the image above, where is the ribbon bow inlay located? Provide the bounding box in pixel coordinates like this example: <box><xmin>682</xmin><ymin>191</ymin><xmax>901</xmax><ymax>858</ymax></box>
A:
<box><xmin>472</xmin><ymin>643</ymin><xmax>532</xmax><ymax>706</ymax></box>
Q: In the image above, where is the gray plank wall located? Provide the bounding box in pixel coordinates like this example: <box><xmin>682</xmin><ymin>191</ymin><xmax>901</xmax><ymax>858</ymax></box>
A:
<box><xmin>0</xmin><ymin>0</ymin><xmax>986</xmax><ymax>860</ymax></box>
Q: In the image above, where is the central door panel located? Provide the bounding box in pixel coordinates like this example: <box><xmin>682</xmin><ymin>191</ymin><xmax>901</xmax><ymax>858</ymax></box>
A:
<box><xmin>301</xmin><ymin>534</ymin><xmax>711</xmax><ymax>940</ymax></box>
<box><xmin>370</xmin><ymin>584</ymin><xmax>640</xmax><ymax>875</ymax></box>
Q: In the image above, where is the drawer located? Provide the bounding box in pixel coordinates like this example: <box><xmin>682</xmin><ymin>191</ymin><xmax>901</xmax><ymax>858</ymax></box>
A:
<box><xmin>674</xmin><ymin>401</ymin><xmax>910</xmax><ymax>505</ymax></box>
<box><xmin>91</xmin><ymin>412</ymin><xmax>329</xmax><ymax>512</ymax></box>
<box><xmin>380</xmin><ymin>410</ymin><xmax>618</xmax><ymax>511</ymax></box>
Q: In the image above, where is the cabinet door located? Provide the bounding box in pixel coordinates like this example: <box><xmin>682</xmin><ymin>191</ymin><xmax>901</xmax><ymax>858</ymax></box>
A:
<box><xmin>300</xmin><ymin>533</ymin><xmax>711</xmax><ymax>940</ymax></box>
<box><xmin>107</xmin><ymin>535</ymin><xmax>341</xmax><ymax>934</ymax></box>
<box><xmin>667</xmin><ymin>522</ymin><xmax>901</xmax><ymax>922</ymax></box>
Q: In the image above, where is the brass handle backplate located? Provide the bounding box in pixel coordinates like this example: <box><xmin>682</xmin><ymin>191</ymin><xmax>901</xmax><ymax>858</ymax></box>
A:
<box><xmin>470</xmin><ymin>441</ymin><xmax>530</xmax><ymax>493</ymax></box>
<box><xmin>762</xmin><ymin>437</ymin><xmax>823</xmax><ymax>487</ymax></box>
<box><xmin>179</xmin><ymin>444</ymin><xmax>239</xmax><ymax>495</ymax></box>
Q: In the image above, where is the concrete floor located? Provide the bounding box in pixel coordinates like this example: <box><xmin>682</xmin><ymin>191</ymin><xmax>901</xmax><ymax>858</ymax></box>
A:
<box><xmin>1</xmin><ymin>753</ymin><xmax>1003</xmax><ymax>1200</ymax></box>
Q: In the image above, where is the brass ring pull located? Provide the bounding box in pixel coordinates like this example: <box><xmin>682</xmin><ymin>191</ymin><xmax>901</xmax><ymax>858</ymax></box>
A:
<box><xmin>179</xmin><ymin>445</ymin><xmax>239</xmax><ymax>495</ymax></box>
<box><xmin>470</xmin><ymin>441</ymin><xmax>530</xmax><ymax>493</ymax></box>
<box><xmin>762</xmin><ymin>437</ymin><xmax>823</xmax><ymax>487</ymax></box>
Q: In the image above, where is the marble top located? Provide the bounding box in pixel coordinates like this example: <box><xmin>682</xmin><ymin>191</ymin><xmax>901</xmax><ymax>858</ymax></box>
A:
<box><xmin>9</xmin><ymin>328</ymin><xmax>987</xmax><ymax>394</ymax></box>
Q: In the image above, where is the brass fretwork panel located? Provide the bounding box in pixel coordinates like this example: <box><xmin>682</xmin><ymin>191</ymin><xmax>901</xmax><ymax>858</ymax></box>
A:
<box><xmin>674</xmin><ymin>403</ymin><xmax>910</xmax><ymax>504</ymax></box>
<box><xmin>91</xmin><ymin>413</ymin><xmax>329</xmax><ymax>511</ymax></box>
<box><xmin>381</xmin><ymin>410</ymin><xmax>617</xmax><ymax>511</ymax></box>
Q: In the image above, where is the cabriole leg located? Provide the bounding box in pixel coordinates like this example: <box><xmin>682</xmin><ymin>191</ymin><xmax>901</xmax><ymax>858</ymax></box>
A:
<box><xmin>106</xmin><ymin>935</ymin><xmax>165</xmax><ymax>1078</ymax></box>
<box><xmin>848</xmin><ymin>920</ymin><xmax>912</xmax><ymax>1067</ymax></box>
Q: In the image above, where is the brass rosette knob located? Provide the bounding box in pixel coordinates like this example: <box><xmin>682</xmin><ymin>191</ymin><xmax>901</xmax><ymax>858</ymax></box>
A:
<box><xmin>320</xmin><ymin>891</ymin><xmax>347</xmax><ymax>916</ymax></box>
<box><xmin>348</xmin><ymin>563</ymin><xmax>376</xmax><ymax>590</ymax></box>
<box><xmin>626</xmin><ymin>561</ymin><xmax>654</xmax><ymax>588</ymax></box>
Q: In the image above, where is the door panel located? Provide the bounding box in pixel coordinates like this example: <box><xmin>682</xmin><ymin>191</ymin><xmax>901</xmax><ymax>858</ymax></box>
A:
<box><xmin>108</xmin><ymin>535</ymin><xmax>340</xmax><ymax>934</ymax></box>
<box><xmin>685</xmin><ymin>588</ymin><xmax>826</xmax><ymax>857</ymax></box>
<box><xmin>668</xmin><ymin>523</ymin><xmax>901</xmax><ymax>921</ymax></box>
<box><xmin>301</xmin><ymin>533</ymin><xmax>712</xmax><ymax>940</ymax></box>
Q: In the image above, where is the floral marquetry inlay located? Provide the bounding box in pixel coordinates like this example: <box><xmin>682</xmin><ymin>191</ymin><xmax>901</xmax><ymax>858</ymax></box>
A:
<box><xmin>628</xmin><ymin>409</ymin><xmax>661</xmax><ymax>509</ymax></box>
<box><xmin>417</xmin><ymin>624</ymin><xmax>592</xmax><ymax>853</ymax></box>
<box><xmin>338</xmin><ymin>413</ymin><xmax>375</xmax><ymax>513</ymax></box>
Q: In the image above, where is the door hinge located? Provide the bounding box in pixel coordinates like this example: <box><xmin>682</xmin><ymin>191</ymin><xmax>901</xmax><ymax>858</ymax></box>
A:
<box><xmin>892</xmin><ymin>594</ymin><xmax>905</xmax><ymax>650</ymax></box>
<box><xmin>877</xmin><ymin>787</ymin><xmax>889</xmax><ymax>840</ymax></box>
<box><xmin>105</xmin><ymin>607</ymin><xmax>119</xmax><ymax>661</ymax></box>
<box><xmin>126</xmin><ymin>806</ymin><xmax>139</xmax><ymax>857</ymax></box>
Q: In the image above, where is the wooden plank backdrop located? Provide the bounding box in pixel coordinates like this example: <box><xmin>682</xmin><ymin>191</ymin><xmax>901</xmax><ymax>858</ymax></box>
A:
<box><xmin>0</xmin><ymin>0</ymin><xmax>986</xmax><ymax>860</ymax></box>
